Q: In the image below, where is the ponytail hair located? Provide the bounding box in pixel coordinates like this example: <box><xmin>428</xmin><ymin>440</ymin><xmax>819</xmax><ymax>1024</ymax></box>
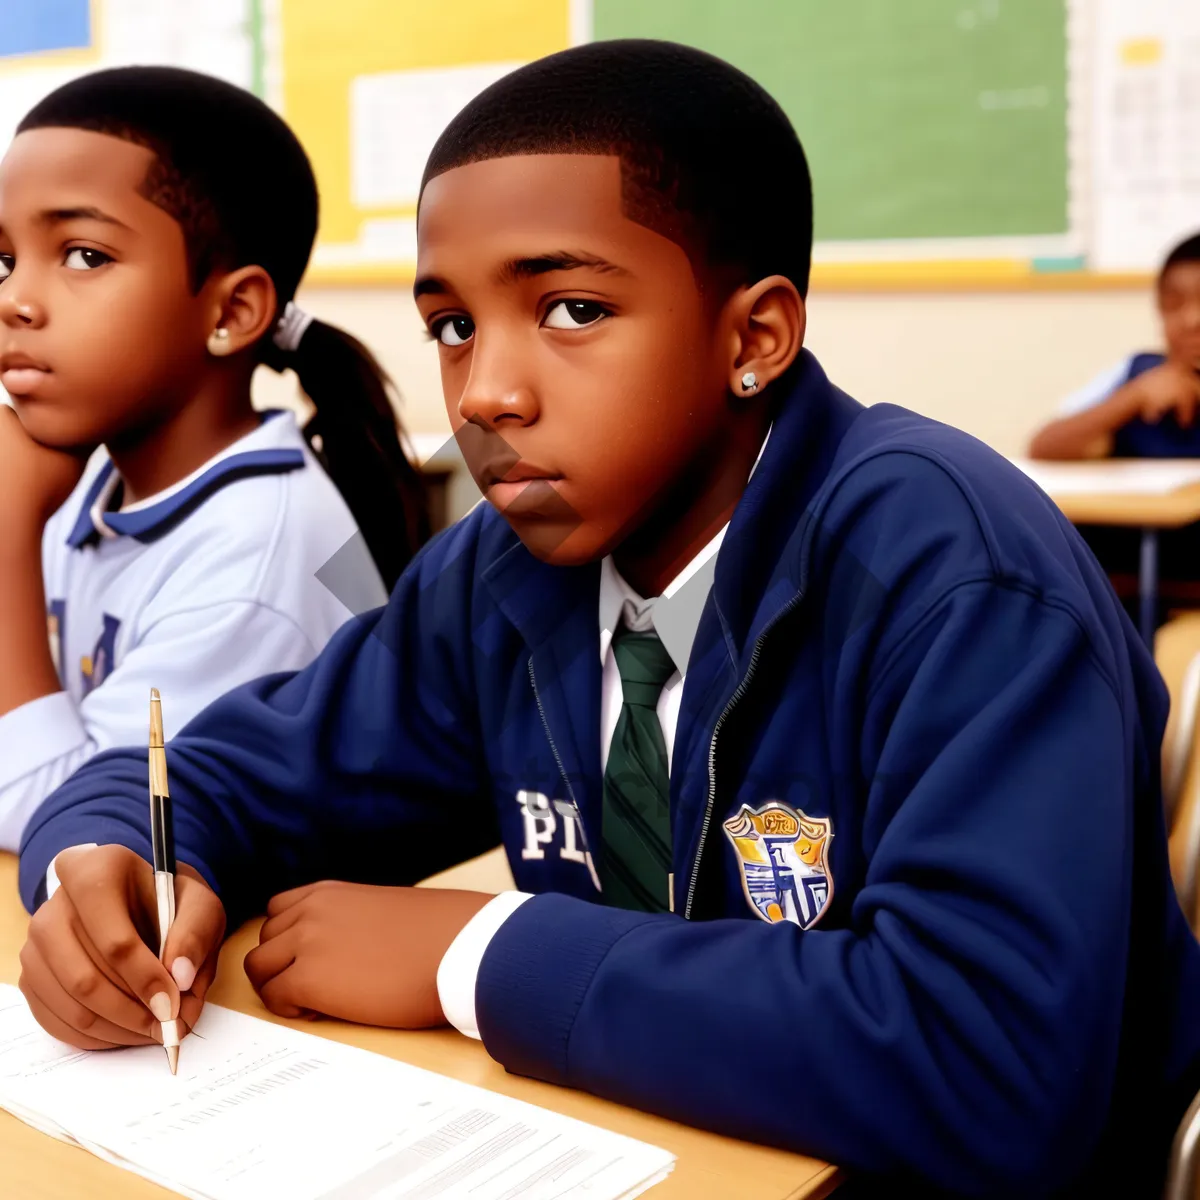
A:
<box><xmin>262</xmin><ymin>315</ymin><xmax>430</xmax><ymax>591</ymax></box>
<box><xmin>19</xmin><ymin>66</ymin><xmax>433</xmax><ymax>590</ymax></box>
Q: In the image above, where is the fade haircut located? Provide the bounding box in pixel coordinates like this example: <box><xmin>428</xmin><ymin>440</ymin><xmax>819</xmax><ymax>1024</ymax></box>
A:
<box><xmin>421</xmin><ymin>40</ymin><xmax>814</xmax><ymax>297</ymax></box>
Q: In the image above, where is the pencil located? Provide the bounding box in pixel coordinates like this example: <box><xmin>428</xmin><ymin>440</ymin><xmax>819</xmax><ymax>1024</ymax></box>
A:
<box><xmin>149</xmin><ymin>688</ymin><xmax>180</xmax><ymax>1075</ymax></box>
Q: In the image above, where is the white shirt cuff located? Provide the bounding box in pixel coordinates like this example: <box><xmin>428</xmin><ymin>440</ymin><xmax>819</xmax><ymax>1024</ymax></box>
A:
<box><xmin>45</xmin><ymin>843</ymin><xmax>99</xmax><ymax>899</ymax></box>
<box><xmin>437</xmin><ymin>891</ymin><xmax>533</xmax><ymax>1039</ymax></box>
<box><xmin>0</xmin><ymin>692</ymin><xmax>87</xmax><ymax>792</ymax></box>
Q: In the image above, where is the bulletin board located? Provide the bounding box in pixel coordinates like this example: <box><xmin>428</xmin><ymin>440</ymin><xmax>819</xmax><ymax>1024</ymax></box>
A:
<box><xmin>271</xmin><ymin>0</ymin><xmax>1095</xmax><ymax>291</ymax></box>
<box><xmin>0</xmin><ymin>0</ymin><xmax>1196</xmax><ymax>290</ymax></box>
<box><xmin>0</xmin><ymin>0</ymin><xmax>261</xmax><ymax>149</ymax></box>
<box><xmin>276</xmin><ymin>0</ymin><xmax>569</xmax><ymax>283</ymax></box>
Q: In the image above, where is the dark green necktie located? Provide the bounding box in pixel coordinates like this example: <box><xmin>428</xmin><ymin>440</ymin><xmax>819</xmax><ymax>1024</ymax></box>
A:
<box><xmin>600</xmin><ymin>627</ymin><xmax>676</xmax><ymax>912</ymax></box>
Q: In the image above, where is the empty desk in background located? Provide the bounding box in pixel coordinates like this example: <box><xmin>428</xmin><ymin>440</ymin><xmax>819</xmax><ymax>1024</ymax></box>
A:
<box><xmin>0</xmin><ymin>853</ymin><xmax>842</xmax><ymax>1200</ymax></box>
<box><xmin>1012</xmin><ymin>458</ymin><xmax>1200</xmax><ymax>647</ymax></box>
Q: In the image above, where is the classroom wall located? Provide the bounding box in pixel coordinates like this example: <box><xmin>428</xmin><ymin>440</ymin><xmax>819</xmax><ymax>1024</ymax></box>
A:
<box><xmin>254</xmin><ymin>285</ymin><xmax>1160</xmax><ymax>488</ymax></box>
<box><xmin>807</xmin><ymin>288</ymin><xmax>1159</xmax><ymax>457</ymax></box>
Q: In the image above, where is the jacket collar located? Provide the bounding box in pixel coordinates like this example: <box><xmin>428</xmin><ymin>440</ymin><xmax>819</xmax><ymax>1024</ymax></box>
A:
<box><xmin>482</xmin><ymin>349</ymin><xmax>865</xmax><ymax>662</ymax></box>
<box><xmin>710</xmin><ymin>351</ymin><xmax>864</xmax><ymax>661</ymax></box>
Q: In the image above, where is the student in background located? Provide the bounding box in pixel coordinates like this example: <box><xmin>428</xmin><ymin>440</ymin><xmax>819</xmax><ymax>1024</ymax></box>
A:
<box><xmin>0</xmin><ymin>67</ymin><xmax>429</xmax><ymax>851</ymax></box>
<box><xmin>1029</xmin><ymin>234</ymin><xmax>1200</xmax><ymax>614</ymax></box>
<box><xmin>17</xmin><ymin>43</ymin><xmax>1200</xmax><ymax>1197</ymax></box>
<box><xmin>1031</xmin><ymin>233</ymin><xmax>1200</xmax><ymax>461</ymax></box>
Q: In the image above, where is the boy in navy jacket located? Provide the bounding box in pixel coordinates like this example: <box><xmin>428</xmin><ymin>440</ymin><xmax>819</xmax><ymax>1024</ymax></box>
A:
<box><xmin>17</xmin><ymin>42</ymin><xmax>1200</xmax><ymax>1197</ymax></box>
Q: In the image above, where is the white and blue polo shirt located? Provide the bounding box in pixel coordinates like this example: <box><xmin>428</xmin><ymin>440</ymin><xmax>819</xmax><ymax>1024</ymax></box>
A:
<box><xmin>0</xmin><ymin>409</ymin><xmax>387</xmax><ymax>850</ymax></box>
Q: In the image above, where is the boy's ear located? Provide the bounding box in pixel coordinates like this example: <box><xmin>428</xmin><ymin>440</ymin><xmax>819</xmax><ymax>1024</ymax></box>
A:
<box><xmin>204</xmin><ymin>266</ymin><xmax>279</xmax><ymax>359</ymax></box>
<box><xmin>723</xmin><ymin>275</ymin><xmax>806</xmax><ymax>396</ymax></box>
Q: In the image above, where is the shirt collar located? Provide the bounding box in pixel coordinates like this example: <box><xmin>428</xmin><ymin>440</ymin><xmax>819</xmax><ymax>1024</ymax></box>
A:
<box><xmin>598</xmin><ymin>423</ymin><xmax>773</xmax><ymax>674</ymax></box>
<box><xmin>66</xmin><ymin>410</ymin><xmax>307</xmax><ymax>549</ymax></box>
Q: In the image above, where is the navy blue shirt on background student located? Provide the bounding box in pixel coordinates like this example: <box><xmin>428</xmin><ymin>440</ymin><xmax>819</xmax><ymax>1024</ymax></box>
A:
<box><xmin>1061</xmin><ymin>351</ymin><xmax>1200</xmax><ymax>457</ymax></box>
<box><xmin>1032</xmin><ymin>233</ymin><xmax>1200</xmax><ymax>464</ymax></box>
<box><xmin>1114</xmin><ymin>353</ymin><xmax>1200</xmax><ymax>456</ymax></box>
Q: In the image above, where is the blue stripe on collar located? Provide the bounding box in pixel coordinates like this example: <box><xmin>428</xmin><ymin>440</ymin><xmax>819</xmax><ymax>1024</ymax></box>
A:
<box><xmin>65</xmin><ymin>460</ymin><xmax>118</xmax><ymax>549</ymax></box>
<box><xmin>66</xmin><ymin>447</ymin><xmax>306</xmax><ymax>549</ymax></box>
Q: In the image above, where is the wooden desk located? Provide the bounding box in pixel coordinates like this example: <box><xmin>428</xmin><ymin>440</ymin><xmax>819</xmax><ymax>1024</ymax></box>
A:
<box><xmin>1012</xmin><ymin>458</ymin><xmax>1200</xmax><ymax>646</ymax></box>
<box><xmin>1045</xmin><ymin>485</ymin><xmax>1200</xmax><ymax>530</ymax></box>
<box><xmin>0</xmin><ymin>854</ymin><xmax>841</xmax><ymax>1200</ymax></box>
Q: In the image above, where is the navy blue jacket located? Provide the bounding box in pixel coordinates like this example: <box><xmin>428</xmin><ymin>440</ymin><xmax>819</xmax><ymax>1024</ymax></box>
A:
<box><xmin>1113</xmin><ymin>351</ymin><xmax>1200</xmax><ymax>457</ymax></box>
<box><xmin>21</xmin><ymin>353</ymin><xmax>1200</xmax><ymax>1196</ymax></box>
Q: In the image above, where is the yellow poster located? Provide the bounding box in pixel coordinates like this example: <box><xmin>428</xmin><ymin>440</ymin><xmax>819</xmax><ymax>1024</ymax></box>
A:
<box><xmin>279</xmin><ymin>0</ymin><xmax>571</xmax><ymax>283</ymax></box>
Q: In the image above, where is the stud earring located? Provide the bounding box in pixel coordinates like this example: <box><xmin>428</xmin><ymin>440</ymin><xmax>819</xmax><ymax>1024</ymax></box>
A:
<box><xmin>207</xmin><ymin>327</ymin><xmax>232</xmax><ymax>356</ymax></box>
<box><xmin>740</xmin><ymin>370</ymin><xmax>759</xmax><ymax>395</ymax></box>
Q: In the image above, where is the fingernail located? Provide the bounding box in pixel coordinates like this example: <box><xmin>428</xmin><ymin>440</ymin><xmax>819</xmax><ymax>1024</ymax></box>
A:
<box><xmin>171</xmin><ymin>957</ymin><xmax>197</xmax><ymax>992</ymax></box>
<box><xmin>148</xmin><ymin>992</ymin><xmax>172</xmax><ymax>1023</ymax></box>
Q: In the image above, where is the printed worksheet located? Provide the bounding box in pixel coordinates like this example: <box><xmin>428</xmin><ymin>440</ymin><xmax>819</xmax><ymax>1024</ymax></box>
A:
<box><xmin>0</xmin><ymin>986</ymin><xmax>673</xmax><ymax>1200</ymax></box>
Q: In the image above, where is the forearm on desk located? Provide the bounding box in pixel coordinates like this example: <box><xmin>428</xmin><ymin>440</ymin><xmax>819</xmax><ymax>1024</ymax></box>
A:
<box><xmin>0</xmin><ymin>524</ymin><xmax>58</xmax><ymax>717</ymax></box>
<box><xmin>1029</xmin><ymin>385</ymin><xmax>1141</xmax><ymax>461</ymax></box>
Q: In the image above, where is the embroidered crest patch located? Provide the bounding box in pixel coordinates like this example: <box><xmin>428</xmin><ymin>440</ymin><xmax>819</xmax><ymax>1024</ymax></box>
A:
<box><xmin>723</xmin><ymin>802</ymin><xmax>833</xmax><ymax>928</ymax></box>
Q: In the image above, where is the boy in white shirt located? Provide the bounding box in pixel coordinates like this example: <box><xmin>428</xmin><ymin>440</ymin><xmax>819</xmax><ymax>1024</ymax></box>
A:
<box><xmin>0</xmin><ymin>65</ymin><xmax>429</xmax><ymax>848</ymax></box>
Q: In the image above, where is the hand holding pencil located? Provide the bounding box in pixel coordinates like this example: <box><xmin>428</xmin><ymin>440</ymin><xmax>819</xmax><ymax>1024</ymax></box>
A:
<box><xmin>17</xmin><ymin>696</ymin><xmax>227</xmax><ymax>1056</ymax></box>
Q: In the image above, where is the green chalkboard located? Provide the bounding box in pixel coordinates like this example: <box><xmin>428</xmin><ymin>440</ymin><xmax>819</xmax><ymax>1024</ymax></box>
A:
<box><xmin>592</xmin><ymin>0</ymin><xmax>1069</xmax><ymax>242</ymax></box>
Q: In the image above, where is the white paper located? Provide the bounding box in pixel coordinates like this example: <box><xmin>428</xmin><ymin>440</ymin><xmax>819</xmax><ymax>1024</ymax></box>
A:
<box><xmin>350</xmin><ymin>62</ymin><xmax>524</xmax><ymax>209</ymax></box>
<box><xmin>1011</xmin><ymin>456</ymin><xmax>1200</xmax><ymax>495</ymax></box>
<box><xmin>1091</xmin><ymin>0</ymin><xmax>1200</xmax><ymax>271</ymax></box>
<box><xmin>0</xmin><ymin>985</ymin><xmax>673</xmax><ymax>1200</ymax></box>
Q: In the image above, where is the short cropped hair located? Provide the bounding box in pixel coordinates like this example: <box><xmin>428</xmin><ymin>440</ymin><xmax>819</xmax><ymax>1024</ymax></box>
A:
<box><xmin>1161</xmin><ymin>233</ymin><xmax>1200</xmax><ymax>284</ymax></box>
<box><xmin>19</xmin><ymin>66</ymin><xmax>317</xmax><ymax>299</ymax></box>
<box><xmin>421</xmin><ymin>40</ymin><xmax>814</xmax><ymax>296</ymax></box>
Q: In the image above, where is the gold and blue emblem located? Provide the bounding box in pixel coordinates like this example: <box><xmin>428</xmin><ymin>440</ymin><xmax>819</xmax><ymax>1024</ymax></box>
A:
<box><xmin>723</xmin><ymin>802</ymin><xmax>833</xmax><ymax>928</ymax></box>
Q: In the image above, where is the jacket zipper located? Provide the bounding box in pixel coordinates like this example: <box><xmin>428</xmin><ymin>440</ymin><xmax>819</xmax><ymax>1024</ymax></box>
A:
<box><xmin>528</xmin><ymin>658</ymin><xmax>599</xmax><ymax>885</ymax></box>
<box><xmin>683</xmin><ymin>592</ymin><xmax>805</xmax><ymax>919</ymax></box>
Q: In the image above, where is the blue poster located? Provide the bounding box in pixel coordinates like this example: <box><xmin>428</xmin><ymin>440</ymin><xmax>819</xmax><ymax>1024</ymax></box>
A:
<box><xmin>0</xmin><ymin>0</ymin><xmax>92</xmax><ymax>60</ymax></box>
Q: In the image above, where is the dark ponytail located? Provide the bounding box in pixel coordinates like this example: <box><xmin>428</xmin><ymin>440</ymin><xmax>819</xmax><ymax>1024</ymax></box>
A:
<box><xmin>261</xmin><ymin>317</ymin><xmax>431</xmax><ymax>593</ymax></box>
